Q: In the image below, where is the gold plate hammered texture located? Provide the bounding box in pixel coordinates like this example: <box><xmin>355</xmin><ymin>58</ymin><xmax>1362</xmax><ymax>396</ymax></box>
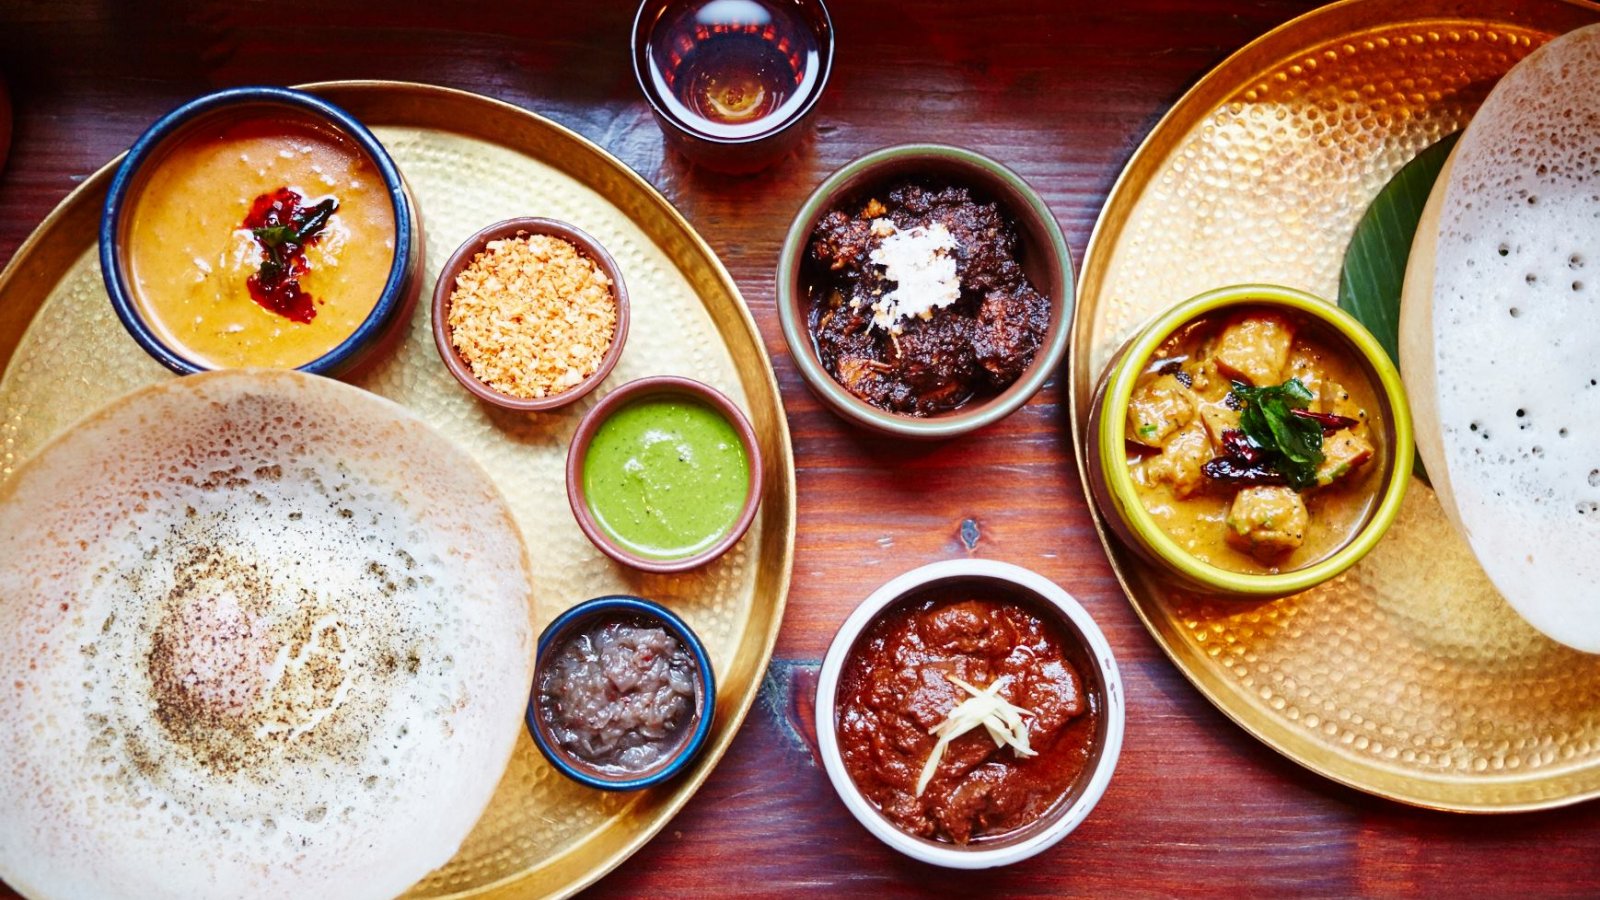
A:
<box><xmin>1071</xmin><ymin>0</ymin><xmax>1600</xmax><ymax>811</ymax></box>
<box><xmin>0</xmin><ymin>83</ymin><xmax>795</xmax><ymax>895</ymax></box>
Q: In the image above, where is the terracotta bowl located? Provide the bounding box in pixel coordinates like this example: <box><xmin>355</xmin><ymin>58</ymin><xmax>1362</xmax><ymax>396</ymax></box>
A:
<box><xmin>565</xmin><ymin>376</ymin><xmax>763</xmax><ymax>573</ymax></box>
<box><xmin>776</xmin><ymin>143</ymin><xmax>1074</xmax><ymax>439</ymax></box>
<box><xmin>526</xmin><ymin>595</ymin><xmax>716</xmax><ymax>791</ymax></box>
<box><xmin>433</xmin><ymin>217</ymin><xmax>629</xmax><ymax>412</ymax></box>
<box><xmin>814</xmin><ymin>559</ymin><xmax>1125</xmax><ymax>868</ymax></box>
<box><xmin>1085</xmin><ymin>284</ymin><xmax>1413</xmax><ymax>599</ymax></box>
<box><xmin>100</xmin><ymin>85</ymin><xmax>422</xmax><ymax>378</ymax></box>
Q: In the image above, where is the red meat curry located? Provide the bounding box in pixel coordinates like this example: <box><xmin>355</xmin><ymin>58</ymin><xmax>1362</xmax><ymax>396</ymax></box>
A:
<box><xmin>835</xmin><ymin>591</ymin><xmax>1099</xmax><ymax>844</ymax></box>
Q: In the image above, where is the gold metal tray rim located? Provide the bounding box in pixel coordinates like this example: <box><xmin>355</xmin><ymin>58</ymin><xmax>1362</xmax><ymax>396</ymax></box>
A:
<box><xmin>0</xmin><ymin>80</ymin><xmax>798</xmax><ymax>895</ymax></box>
<box><xmin>1068</xmin><ymin>0</ymin><xmax>1600</xmax><ymax>814</ymax></box>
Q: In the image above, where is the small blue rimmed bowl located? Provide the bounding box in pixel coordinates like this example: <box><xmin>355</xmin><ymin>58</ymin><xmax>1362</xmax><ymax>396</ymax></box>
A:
<box><xmin>776</xmin><ymin>144</ymin><xmax>1074</xmax><ymax>439</ymax></box>
<box><xmin>99</xmin><ymin>85</ymin><xmax>421</xmax><ymax>378</ymax></box>
<box><xmin>527</xmin><ymin>596</ymin><xmax>716</xmax><ymax>791</ymax></box>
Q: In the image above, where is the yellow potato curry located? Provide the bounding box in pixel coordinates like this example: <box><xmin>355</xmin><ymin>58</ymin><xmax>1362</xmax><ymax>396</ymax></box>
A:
<box><xmin>1125</xmin><ymin>308</ymin><xmax>1386</xmax><ymax>575</ymax></box>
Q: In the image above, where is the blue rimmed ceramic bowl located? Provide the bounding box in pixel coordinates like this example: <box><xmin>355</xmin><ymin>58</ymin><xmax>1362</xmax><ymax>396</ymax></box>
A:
<box><xmin>99</xmin><ymin>85</ymin><xmax>421</xmax><ymax>377</ymax></box>
<box><xmin>527</xmin><ymin>595</ymin><xmax>716</xmax><ymax>791</ymax></box>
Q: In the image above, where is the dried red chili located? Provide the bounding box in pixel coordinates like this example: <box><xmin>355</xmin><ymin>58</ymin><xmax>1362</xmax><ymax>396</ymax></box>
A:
<box><xmin>1289</xmin><ymin>407</ymin><xmax>1361</xmax><ymax>433</ymax></box>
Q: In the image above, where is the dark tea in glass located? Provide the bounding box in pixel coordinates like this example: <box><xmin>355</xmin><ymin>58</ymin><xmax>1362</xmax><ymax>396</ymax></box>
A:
<box><xmin>633</xmin><ymin>0</ymin><xmax>834</xmax><ymax>172</ymax></box>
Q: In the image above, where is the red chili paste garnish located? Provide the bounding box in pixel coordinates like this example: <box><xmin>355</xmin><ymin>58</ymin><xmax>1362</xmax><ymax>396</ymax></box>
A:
<box><xmin>242</xmin><ymin>187</ymin><xmax>338</xmax><ymax>324</ymax></box>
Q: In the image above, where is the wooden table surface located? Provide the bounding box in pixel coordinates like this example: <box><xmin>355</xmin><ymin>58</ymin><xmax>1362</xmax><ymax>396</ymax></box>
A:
<box><xmin>1</xmin><ymin>0</ymin><xmax>1597</xmax><ymax>896</ymax></box>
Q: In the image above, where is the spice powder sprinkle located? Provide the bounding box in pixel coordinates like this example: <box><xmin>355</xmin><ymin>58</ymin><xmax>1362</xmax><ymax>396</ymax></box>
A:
<box><xmin>447</xmin><ymin>232</ymin><xmax>618</xmax><ymax>399</ymax></box>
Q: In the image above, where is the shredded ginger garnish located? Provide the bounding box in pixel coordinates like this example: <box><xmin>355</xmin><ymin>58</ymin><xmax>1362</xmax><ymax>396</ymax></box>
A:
<box><xmin>914</xmin><ymin>674</ymin><xmax>1037</xmax><ymax>797</ymax></box>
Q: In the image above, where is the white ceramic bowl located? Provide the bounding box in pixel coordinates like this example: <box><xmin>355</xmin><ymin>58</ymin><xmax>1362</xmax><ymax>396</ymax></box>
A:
<box><xmin>814</xmin><ymin>559</ymin><xmax>1125</xmax><ymax>868</ymax></box>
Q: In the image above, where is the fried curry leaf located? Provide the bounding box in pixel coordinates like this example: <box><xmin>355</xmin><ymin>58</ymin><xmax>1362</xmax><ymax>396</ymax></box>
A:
<box><xmin>251</xmin><ymin>224</ymin><xmax>299</xmax><ymax>248</ymax></box>
<box><xmin>249</xmin><ymin>198</ymin><xmax>338</xmax><ymax>287</ymax></box>
<box><xmin>1230</xmin><ymin>378</ymin><xmax>1323</xmax><ymax>490</ymax></box>
<box><xmin>293</xmin><ymin>198</ymin><xmax>337</xmax><ymax>242</ymax></box>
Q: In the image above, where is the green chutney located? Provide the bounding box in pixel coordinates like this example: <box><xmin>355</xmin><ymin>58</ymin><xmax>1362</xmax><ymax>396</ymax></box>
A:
<box><xmin>583</xmin><ymin>395</ymin><xmax>751</xmax><ymax>560</ymax></box>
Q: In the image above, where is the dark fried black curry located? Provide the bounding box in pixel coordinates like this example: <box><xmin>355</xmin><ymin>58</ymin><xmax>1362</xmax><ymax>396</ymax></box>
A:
<box><xmin>805</xmin><ymin>181</ymin><xmax>1050</xmax><ymax>416</ymax></box>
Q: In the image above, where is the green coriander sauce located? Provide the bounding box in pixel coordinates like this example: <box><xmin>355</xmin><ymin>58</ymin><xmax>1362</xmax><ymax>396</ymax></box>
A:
<box><xmin>583</xmin><ymin>395</ymin><xmax>751</xmax><ymax>560</ymax></box>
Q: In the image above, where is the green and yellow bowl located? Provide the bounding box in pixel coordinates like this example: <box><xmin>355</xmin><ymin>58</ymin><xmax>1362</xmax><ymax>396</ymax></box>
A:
<box><xmin>1085</xmin><ymin>284</ymin><xmax>1413</xmax><ymax>599</ymax></box>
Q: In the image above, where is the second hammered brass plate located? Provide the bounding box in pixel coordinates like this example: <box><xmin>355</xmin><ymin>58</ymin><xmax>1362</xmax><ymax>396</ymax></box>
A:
<box><xmin>1071</xmin><ymin>0</ymin><xmax>1600</xmax><ymax>811</ymax></box>
<box><xmin>0</xmin><ymin>83</ymin><xmax>794</xmax><ymax>895</ymax></box>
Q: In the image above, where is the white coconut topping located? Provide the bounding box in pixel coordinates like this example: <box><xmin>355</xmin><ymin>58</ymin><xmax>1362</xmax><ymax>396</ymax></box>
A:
<box><xmin>865</xmin><ymin>219</ymin><xmax>961</xmax><ymax>334</ymax></box>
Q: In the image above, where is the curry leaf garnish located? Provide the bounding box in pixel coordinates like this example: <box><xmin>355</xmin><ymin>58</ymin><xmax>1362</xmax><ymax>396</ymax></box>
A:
<box><xmin>251</xmin><ymin>225</ymin><xmax>296</xmax><ymax>281</ymax></box>
<box><xmin>250</xmin><ymin>198</ymin><xmax>338</xmax><ymax>287</ymax></box>
<box><xmin>293</xmin><ymin>198</ymin><xmax>337</xmax><ymax>241</ymax></box>
<box><xmin>251</xmin><ymin>224</ymin><xmax>299</xmax><ymax>248</ymax></box>
<box><xmin>1229</xmin><ymin>378</ymin><xmax>1324</xmax><ymax>490</ymax></box>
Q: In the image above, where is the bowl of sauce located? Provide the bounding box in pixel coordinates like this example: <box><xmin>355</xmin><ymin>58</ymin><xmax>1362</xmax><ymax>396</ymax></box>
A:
<box><xmin>101</xmin><ymin>86</ymin><xmax>420</xmax><ymax>377</ymax></box>
<box><xmin>567</xmin><ymin>376</ymin><xmax>763</xmax><ymax>572</ymax></box>
<box><xmin>1086</xmin><ymin>284</ymin><xmax>1413</xmax><ymax>598</ymax></box>
<box><xmin>528</xmin><ymin>595</ymin><xmax>715</xmax><ymax>790</ymax></box>
<box><xmin>815</xmin><ymin>559</ymin><xmax>1125</xmax><ymax>868</ymax></box>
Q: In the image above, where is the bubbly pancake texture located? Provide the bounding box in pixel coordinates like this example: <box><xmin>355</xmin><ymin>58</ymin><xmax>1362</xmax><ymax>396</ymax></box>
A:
<box><xmin>0</xmin><ymin>370</ymin><xmax>534</xmax><ymax>900</ymax></box>
<box><xmin>1403</xmin><ymin>24</ymin><xmax>1600</xmax><ymax>652</ymax></box>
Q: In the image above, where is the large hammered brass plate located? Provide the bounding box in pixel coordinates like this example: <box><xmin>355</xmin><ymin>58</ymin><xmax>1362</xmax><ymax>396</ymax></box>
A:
<box><xmin>1071</xmin><ymin>0</ymin><xmax>1600</xmax><ymax>811</ymax></box>
<box><xmin>0</xmin><ymin>82</ymin><xmax>795</xmax><ymax>895</ymax></box>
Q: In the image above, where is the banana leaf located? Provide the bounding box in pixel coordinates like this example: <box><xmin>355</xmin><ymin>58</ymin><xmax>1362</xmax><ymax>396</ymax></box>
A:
<box><xmin>1338</xmin><ymin>132</ymin><xmax>1458</xmax><ymax>484</ymax></box>
<box><xmin>1339</xmin><ymin>132</ymin><xmax>1459</xmax><ymax>365</ymax></box>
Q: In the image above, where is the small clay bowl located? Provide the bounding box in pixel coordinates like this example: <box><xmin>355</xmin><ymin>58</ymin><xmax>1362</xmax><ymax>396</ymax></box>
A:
<box><xmin>527</xmin><ymin>595</ymin><xmax>716</xmax><ymax>791</ymax></box>
<box><xmin>776</xmin><ymin>143</ymin><xmax>1074</xmax><ymax>439</ymax></box>
<box><xmin>566</xmin><ymin>376</ymin><xmax>763</xmax><ymax>573</ymax></box>
<box><xmin>814</xmin><ymin>559</ymin><xmax>1125</xmax><ymax>867</ymax></box>
<box><xmin>1085</xmin><ymin>284</ymin><xmax>1413</xmax><ymax>599</ymax></box>
<box><xmin>433</xmin><ymin>217</ymin><xmax>630</xmax><ymax>411</ymax></box>
<box><xmin>100</xmin><ymin>85</ymin><xmax>422</xmax><ymax>378</ymax></box>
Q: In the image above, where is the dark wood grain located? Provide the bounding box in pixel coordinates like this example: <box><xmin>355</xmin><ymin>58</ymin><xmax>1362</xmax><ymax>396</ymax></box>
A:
<box><xmin>1</xmin><ymin>0</ymin><xmax>1597</xmax><ymax>896</ymax></box>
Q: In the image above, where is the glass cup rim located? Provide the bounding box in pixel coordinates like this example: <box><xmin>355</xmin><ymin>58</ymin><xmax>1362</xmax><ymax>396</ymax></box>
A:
<box><xmin>628</xmin><ymin>0</ymin><xmax>836</xmax><ymax>146</ymax></box>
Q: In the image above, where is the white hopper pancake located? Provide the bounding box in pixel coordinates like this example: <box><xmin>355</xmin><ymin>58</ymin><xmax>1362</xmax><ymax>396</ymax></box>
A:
<box><xmin>1399</xmin><ymin>24</ymin><xmax>1600</xmax><ymax>652</ymax></box>
<box><xmin>0</xmin><ymin>370</ymin><xmax>535</xmax><ymax>899</ymax></box>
